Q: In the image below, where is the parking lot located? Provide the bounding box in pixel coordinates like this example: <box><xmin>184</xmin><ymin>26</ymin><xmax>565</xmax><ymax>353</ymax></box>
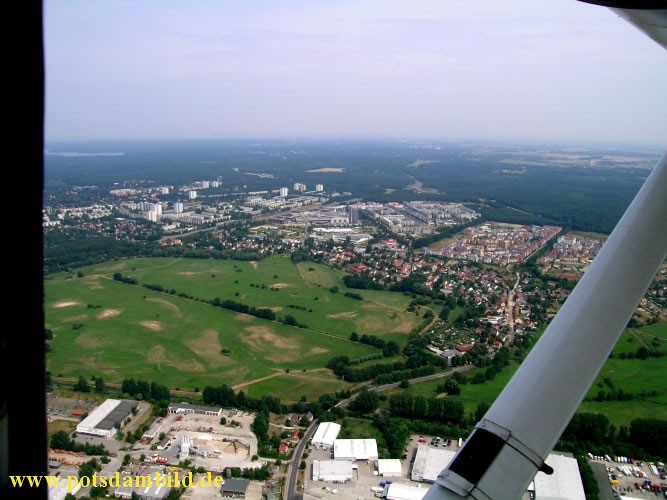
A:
<box><xmin>588</xmin><ymin>455</ymin><xmax>666</xmax><ymax>498</ymax></box>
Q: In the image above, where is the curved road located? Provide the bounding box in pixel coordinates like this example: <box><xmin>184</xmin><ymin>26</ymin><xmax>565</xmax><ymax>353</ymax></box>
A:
<box><xmin>284</xmin><ymin>420</ymin><xmax>319</xmax><ymax>500</ymax></box>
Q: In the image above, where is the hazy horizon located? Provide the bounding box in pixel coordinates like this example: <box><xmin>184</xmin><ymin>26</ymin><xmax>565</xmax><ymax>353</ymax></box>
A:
<box><xmin>45</xmin><ymin>1</ymin><xmax>667</xmax><ymax>145</ymax></box>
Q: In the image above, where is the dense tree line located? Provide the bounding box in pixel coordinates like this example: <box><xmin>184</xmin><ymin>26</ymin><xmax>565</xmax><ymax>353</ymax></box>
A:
<box><xmin>210</xmin><ymin>297</ymin><xmax>276</xmax><ymax>321</ymax></box>
<box><xmin>348</xmin><ymin>333</ymin><xmax>400</xmax><ymax>357</ymax></box>
<box><xmin>343</xmin><ymin>274</ymin><xmax>385</xmax><ymax>290</ymax></box>
<box><xmin>121</xmin><ymin>378</ymin><xmax>171</xmax><ymax>401</ymax></box>
<box><xmin>374</xmin><ymin>365</ymin><xmax>436</xmax><ymax>384</ymax></box>
<box><xmin>558</xmin><ymin>413</ymin><xmax>667</xmax><ymax>460</ymax></box>
<box><xmin>389</xmin><ymin>393</ymin><xmax>465</xmax><ymax>425</ymax></box>
<box><xmin>50</xmin><ymin>431</ymin><xmax>108</xmax><ymax>456</ymax></box>
<box><xmin>112</xmin><ymin>272</ymin><xmax>137</xmax><ymax>285</ymax></box>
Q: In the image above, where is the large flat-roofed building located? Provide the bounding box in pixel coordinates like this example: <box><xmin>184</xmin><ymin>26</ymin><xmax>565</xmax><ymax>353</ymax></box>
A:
<box><xmin>312</xmin><ymin>422</ymin><xmax>341</xmax><ymax>449</ymax></box>
<box><xmin>167</xmin><ymin>402</ymin><xmax>222</xmax><ymax>417</ymax></box>
<box><xmin>377</xmin><ymin>458</ymin><xmax>402</xmax><ymax>477</ymax></box>
<box><xmin>312</xmin><ymin>460</ymin><xmax>354</xmax><ymax>482</ymax></box>
<box><xmin>221</xmin><ymin>477</ymin><xmax>250</xmax><ymax>498</ymax></box>
<box><xmin>410</xmin><ymin>444</ymin><xmax>456</xmax><ymax>483</ymax></box>
<box><xmin>528</xmin><ymin>453</ymin><xmax>586</xmax><ymax>500</ymax></box>
<box><xmin>76</xmin><ymin>399</ymin><xmax>138</xmax><ymax>438</ymax></box>
<box><xmin>333</xmin><ymin>439</ymin><xmax>378</xmax><ymax>461</ymax></box>
<box><xmin>113</xmin><ymin>472</ymin><xmax>170</xmax><ymax>500</ymax></box>
<box><xmin>383</xmin><ymin>483</ymin><xmax>427</xmax><ymax>500</ymax></box>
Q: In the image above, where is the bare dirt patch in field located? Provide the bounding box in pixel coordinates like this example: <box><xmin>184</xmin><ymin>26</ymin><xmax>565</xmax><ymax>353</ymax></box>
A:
<box><xmin>61</xmin><ymin>314</ymin><xmax>88</xmax><ymax>323</ymax></box>
<box><xmin>147</xmin><ymin>345</ymin><xmax>205</xmax><ymax>372</ymax></box>
<box><xmin>249</xmin><ymin>261</ymin><xmax>258</xmax><ymax>269</ymax></box>
<box><xmin>271</xmin><ymin>283</ymin><xmax>290</xmax><ymax>288</ymax></box>
<box><xmin>185</xmin><ymin>330</ymin><xmax>230</xmax><ymax>365</ymax></box>
<box><xmin>178</xmin><ymin>271</ymin><xmax>197</xmax><ymax>276</ymax></box>
<box><xmin>139</xmin><ymin>321</ymin><xmax>163</xmax><ymax>331</ymax></box>
<box><xmin>97</xmin><ymin>309</ymin><xmax>121</xmax><ymax>320</ymax></box>
<box><xmin>327</xmin><ymin>311</ymin><xmax>357</xmax><ymax>319</ymax></box>
<box><xmin>53</xmin><ymin>301</ymin><xmax>81</xmax><ymax>309</ymax></box>
<box><xmin>308</xmin><ymin>347</ymin><xmax>328</xmax><ymax>355</ymax></box>
<box><xmin>75</xmin><ymin>331</ymin><xmax>112</xmax><ymax>350</ymax></box>
<box><xmin>391</xmin><ymin>316</ymin><xmax>417</xmax><ymax>334</ymax></box>
<box><xmin>305</xmin><ymin>167</ymin><xmax>346</xmax><ymax>173</ymax></box>
<box><xmin>146</xmin><ymin>297</ymin><xmax>182</xmax><ymax>318</ymax></box>
<box><xmin>241</xmin><ymin>326</ymin><xmax>303</xmax><ymax>361</ymax></box>
<box><xmin>234</xmin><ymin>313</ymin><xmax>255</xmax><ymax>322</ymax></box>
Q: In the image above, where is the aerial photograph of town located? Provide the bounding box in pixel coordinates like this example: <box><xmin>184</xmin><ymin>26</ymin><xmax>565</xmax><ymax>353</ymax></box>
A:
<box><xmin>13</xmin><ymin>2</ymin><xmax>667</xmax><ymax>500</ymax></box>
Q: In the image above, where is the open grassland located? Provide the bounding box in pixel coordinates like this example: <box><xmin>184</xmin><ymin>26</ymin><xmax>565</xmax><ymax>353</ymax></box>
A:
<box><xmin>45</xmin><ymin>276</ymin><xmax>377</xmax><ymax>392</ymax></box>
<box><xmin>390</xmin><ymin>323</ymin><xmax>667</xmax><ymax>427</ymax></box>
<box><xmin>67</xmin><ymin>256</ymin><xmax>420</xmax><ymax>343</ymax></box>
<box><xmin>242</xmin><ymin>371</ymin><xmax>349</xmax><ymax>402</ymax></box>
<box><xmin>46</xmin><ymin>257</ymin><xmax>422</xmax><ymax>396</ymax></box>
<box><xmin>48</xmin><ymin>420</ymin><xmax>77</xmax><ymax>439</ymax></box>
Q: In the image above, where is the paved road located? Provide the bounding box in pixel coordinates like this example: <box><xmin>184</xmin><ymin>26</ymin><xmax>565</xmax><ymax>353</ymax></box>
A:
<box><xmin>284</xmin><ymin>420</ymin><xmax>318</xmax><ymax>500</ymax></box>
<box><xmin>335</xmin><ymin>365</ymin><xmax>475</xmax><ymax>409</ymax></box>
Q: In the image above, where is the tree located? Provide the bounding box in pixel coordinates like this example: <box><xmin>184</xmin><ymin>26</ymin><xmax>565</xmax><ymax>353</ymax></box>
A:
<box><xmin>94</xmin><ymin>377</ymin><xmax>105</xmax><ymax>393</ymax></box>
<box><xmin>73</xmin><ymin>376</ymin><xmax>90</xmax><ymax>393</ymax></box>
<box><xmin>283</xmin><ymin>314</ymin><xmax>297</xmax><ymax>326</ymax></box>
<box><xmin>122</xmin><ymin>378</ymin><xmax>138</xmax><ymax>396</ymax></box>
<box><xmin>350</xmin><ymin>390</ymin><xmax>379</xmax><ymax>413</ymax></box>
<box><xmin>475</xmin><ymin>402</ymin><xmax>491</xmax><ymax>423</ymax></box>
<box><xmin>299</xmin><ymin>415</ymin><xmax>310</xmax><ymax>427</ymax></box>
<box><xmin>350</xmin><ymin>332</ymin><xmax>359</xmax><ymax>342</ymax></box>
<box><xmin>444</xmin><ymin>378</ymin><xmax>460</xmax><ymax>396</ymax></box>
<box><xmin>50</xmin><ymin>431</ymin><xmax>71</xmax><ymax>451</ymax></box>
<box><xmin>399</xmin><ymin>380</ymin><xmax>410</xmax><ymax>389</ymax></box>
<box><xmin>122</xmin><ymin>454</ymin><xmax>131</xmax><ymax>466</ymax></box>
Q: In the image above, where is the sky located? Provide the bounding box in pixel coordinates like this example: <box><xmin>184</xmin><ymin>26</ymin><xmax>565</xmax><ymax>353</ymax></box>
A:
<box><xmin>45</xmin><ymin>0</ymin><xmax>667</xmax><ymax>145</ymax></box>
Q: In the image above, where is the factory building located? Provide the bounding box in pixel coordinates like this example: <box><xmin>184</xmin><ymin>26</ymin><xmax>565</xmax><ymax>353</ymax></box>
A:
<box><xmin>76</xmin><ymin>399</ymin><xmax>138</xmax><ymax>438</ymax></box>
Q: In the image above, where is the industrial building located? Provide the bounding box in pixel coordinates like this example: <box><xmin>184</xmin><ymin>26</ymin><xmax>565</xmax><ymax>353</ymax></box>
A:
<box><xmin>527</xmin><ymin>453</ymin><xmax>586</xmax><ymax>500</ymax></box>
<box><xmin>383</xmin><ymin>483</ymin><xmax>427</xmax><ymax>500</ymax></box>
<box><xmin>377</xmin><ymin>458</ymin><xmax>402</xmax><ymax>477</ymax></box>
<box><xmin>312</xmin><ymin>422</ymin><xmax>341</xmax><ymax>448</ymax></box>
<box><xmin>114</xmin><ymin>471</ymin><xmax>170</xmax><ymax>500</ymax></box>
<box><xmin>76</xmin><ymin>399</ymin><xmax>138</xmax><ymax>438</ymax></box>
<box><xmin>167</xmin><ymin>402</ymin><xmax>222</xmax><ymax>417</ymax></box>
<box><xmin>221</xmin><ymin>477</ymin><xmax>250</xmax><ymax>498</ymax></box>
<box><xmin>312</xmin><ymin>460</ymin><xmax>355</xmax><ymax>482</ymax></box>
<box><xmin>333</xmin><ymin>439</ymin><xmax>378</xmax><ymax>461</ymax></box>
<box><xmin>410</xmin><ymin>445</ymin><xmax>456</xmax><ymax>483</ymax></box>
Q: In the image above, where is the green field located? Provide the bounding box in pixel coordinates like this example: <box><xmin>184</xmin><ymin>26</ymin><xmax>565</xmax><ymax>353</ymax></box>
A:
<box><xmin>45</xmin><ymin>257</ymin><xmax>422</xmax><ymax>398</ymax></box>
<box><xmin>391</xmin><ymin>324</ymin><xmax>667</xmax><ymax>427</ymax></box>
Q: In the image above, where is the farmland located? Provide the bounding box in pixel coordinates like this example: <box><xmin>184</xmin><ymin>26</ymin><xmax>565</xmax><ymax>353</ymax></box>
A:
<box><xmin>45</xmin><ymin>256</ymin><xmax>424</xmax><ymax>399</ymax></box>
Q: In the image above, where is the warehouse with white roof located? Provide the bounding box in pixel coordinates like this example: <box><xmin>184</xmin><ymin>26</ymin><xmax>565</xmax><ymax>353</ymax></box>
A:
<box><xmin>312</xmin><ymin>460</ymin><xmax>355</xmax><ymax>482</ymax></box>
<box><xmin>311</xmin><ymin>422</ymin><xmax>341</xmax><ymax>448</ymax></box>
<box><xmin>76</xmin><ymin>399</ymin><xmax>138</xmax><ymax>438</ymax></box>
<box><xmin>411</xmin><ymin>444</ymin><xmax>456</xmax><ymax>482</ymax></box>
<box><xmin>377</xmin><ymin>458</ymin><xmax>402</xmax><ymax>477</ymax></box>
<box><xmin>383</xmin><ymin>483</ymin><xmax>427</xmax><ymax>500</ymax></box>
<box><xmin>527</xmin><ymin>453</ymin><xmax>586</xmax><ymax>500</ymax></box>
<box><xmin>333</xmin><ymin>438</ymin><xmax>378</xmax><ymax>461</ymax></box>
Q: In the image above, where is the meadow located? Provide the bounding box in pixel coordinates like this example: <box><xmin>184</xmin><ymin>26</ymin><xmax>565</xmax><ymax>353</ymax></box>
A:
<box><xmin>45</xmin><ymin>256</ymin><xmax>422</xmax><ymax>399</ymax></box>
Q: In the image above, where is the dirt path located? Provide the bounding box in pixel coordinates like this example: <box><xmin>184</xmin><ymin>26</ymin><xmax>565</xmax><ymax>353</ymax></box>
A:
<box><xmin>231</xmin><ymin>371</ymin><xmax>283</xmax><ymax>391</ymax></box>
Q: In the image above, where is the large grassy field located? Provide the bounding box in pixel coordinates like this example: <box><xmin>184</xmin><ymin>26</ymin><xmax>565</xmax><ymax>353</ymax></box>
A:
<box><xmin>45</xmin><ymin>256</ymin><xmax>422</xmax><ymax>399</ymax></box>
<box><xmin>388</xmin><ymin>324</ymin><xmax>667</xmax><ymax>427</ymax></box>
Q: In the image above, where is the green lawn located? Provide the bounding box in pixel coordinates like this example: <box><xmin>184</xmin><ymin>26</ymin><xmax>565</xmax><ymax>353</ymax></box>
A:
<box><xmin>70</xmin><ymin>257</ymin><xmax>420</xmax><ymax>343</ymax></box>
<box><xmin>242</xmin><ymin>372</ymin><xmax>350</xmax><ymax>402</ymax></box>
<box><xmin>45</xmin><ymin>275</ymin><xmax>377</xmax><ymax>391</ymax></box>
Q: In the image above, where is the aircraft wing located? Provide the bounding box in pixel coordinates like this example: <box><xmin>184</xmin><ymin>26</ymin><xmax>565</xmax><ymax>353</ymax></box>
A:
<box><xmin>424</xmin><ymin>4</ymin><xmax>667</xmax><ymax>499</ymax></box>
